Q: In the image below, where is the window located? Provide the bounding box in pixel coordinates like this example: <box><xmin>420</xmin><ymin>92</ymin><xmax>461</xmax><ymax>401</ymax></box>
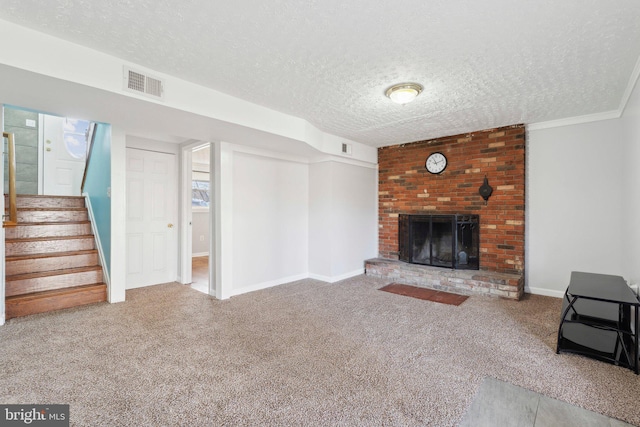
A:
<box><xmin>192</xmin><ymin>145</ymin><xmax>210</xmax><ymax>210</ymax></box>
<box><xmin>192</xmin><ymin>179</ymin><xmax>210</xmax><ymax>208</ymax></box>
<box><xmin>63</xmin><ymin>118</ymin><xmax>91</xmax><ymax>159</ymax></box>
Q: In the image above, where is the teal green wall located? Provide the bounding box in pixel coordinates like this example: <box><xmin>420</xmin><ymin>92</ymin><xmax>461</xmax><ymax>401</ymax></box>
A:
<box><xmin>83</xmin><ymin>123</ymin><xmax>111</xmax><ymax>273</ymax></box>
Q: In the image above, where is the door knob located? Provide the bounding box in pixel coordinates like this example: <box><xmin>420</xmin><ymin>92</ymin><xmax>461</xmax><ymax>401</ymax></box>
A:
<box><xmin>167</xmin><ymin>223</ymin><xmax>174</xmax><ymax>228</ymax></box>
<box><xmin>46</xmin><ymin>147</ymin><xmax>52</xmax><ymax>152</ymax></box>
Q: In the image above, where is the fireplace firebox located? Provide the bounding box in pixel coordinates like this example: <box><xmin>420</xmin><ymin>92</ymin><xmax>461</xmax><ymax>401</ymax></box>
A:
<box><xmin>398</xmin><ymin>214</ymin><xmax>479</xmax><ymax>270</ymax></box>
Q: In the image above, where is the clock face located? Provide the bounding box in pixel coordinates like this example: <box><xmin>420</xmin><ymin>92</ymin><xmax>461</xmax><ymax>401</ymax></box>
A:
<box><xmin>425</xmin><ymin>152</ymin><xmax>447</xmax><ymax>174</ymax></box>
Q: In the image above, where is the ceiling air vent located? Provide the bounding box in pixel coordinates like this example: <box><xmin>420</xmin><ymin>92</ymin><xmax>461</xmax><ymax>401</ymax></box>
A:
<box><xmin>123</xmin><ymin>66</ymin><xmax>164</xmax><ymax>100</ymax></box>
<box><xmin>341</xmin><ymin>143</ymin><xmax>352</xmax><ymax>155</ymax></box>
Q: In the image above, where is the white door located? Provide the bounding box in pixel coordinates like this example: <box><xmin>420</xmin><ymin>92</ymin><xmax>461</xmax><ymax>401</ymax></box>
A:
<box><xmin>43</xmin><ymin>115</ymin><xmax>86</xmax><ymax>196</ymax></box>
<box><xmin>126</xmin><ymin>148</ymin><xmax>178</xmax><ymax>289</ymax></box>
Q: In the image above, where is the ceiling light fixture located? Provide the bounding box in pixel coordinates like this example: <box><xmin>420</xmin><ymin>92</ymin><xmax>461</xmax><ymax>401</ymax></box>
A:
<box><xmin>385</xmin><ymin>83</ymin><xmax>423</xmax><ymax>105</ymax></box>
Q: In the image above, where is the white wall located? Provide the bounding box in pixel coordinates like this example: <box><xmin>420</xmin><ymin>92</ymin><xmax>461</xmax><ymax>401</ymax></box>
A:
<box><xmin>110</xmin><ymin>127</ymin><xmax>127</xmax><ymax>303</ymax></box>
<box><xmin>217</xmin><ymin>146</ymin><xmax>378</xmax><ymax>298</ymax></box>
<box><xmin>229</xmin><ymin>149</ymin><xmax>309</xmax><ymax>295</ymax></box>
<box><xmin>527</xmin><ymin>121</ymin><xmax>624</xmax><ymax>296</ymax></box>
<box><xmin>309</xmin><ymin>161</ymin><xmax>378</xmax><ymax>281</ymax></box>
<box><xmin>192</xmin><ymin>211</ymin><xmax>210</xmax><ymax>255</ymax></box>
<box><xmin>620</xmin><ymin>79</ymin><xmax>640</xmax><ymax>286</ymax></box>
<box><xmin>309</xmin><ymin>162</ymin><xmax>333</xmax><ymax>278</ymax></box>
<box><xmin>527</xmin><ymin>74</ymin><xmax>640</xmax><ymax>296</ymax></box>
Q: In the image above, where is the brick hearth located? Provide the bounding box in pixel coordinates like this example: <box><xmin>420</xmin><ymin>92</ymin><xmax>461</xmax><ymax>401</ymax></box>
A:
<box><xmin>366</xmin><ymin>258</ymin><xmax>524</xmax><ymax>300</ymax></box>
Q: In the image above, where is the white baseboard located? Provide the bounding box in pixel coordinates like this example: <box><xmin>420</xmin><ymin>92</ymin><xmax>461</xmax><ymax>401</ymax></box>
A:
<box><xmin>228</xmin><ymin>273</ymin><xmax>309</xmax><ymax>298</ymax></box>
<box><xmin>229</xmin><ymin>269</ymin><xmax>367</xmax><ymax>298</ymax></box>
<box><xmin>309</xmin><ymin>268</ymin><xmax>365</xmax><ymax>283</ymax></box>
<box><xmin>525</xmin><ymin>286</ymin><xmax>563</xmax><ymax>298</ymax></box>
<box><xmin>192</xmin><ymin>252</ymin><xmax>209</xmax><ymax>258</ymax></box>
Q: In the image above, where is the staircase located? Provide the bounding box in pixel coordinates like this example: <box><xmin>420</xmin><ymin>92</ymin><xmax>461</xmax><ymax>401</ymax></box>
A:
<box><xmin>4</xmin><ymin>195</ymin><xmax>107</xmax><ymax>320</ymax></box>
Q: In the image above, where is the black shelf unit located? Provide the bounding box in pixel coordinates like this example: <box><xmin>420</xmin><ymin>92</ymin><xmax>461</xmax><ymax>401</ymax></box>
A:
<box><xmin>557</xmin><ymin>271</ymin><xmax>639</xmax><ymax>374</ymax></box>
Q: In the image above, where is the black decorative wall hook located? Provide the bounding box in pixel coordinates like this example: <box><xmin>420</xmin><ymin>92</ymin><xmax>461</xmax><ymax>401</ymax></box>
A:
<box><xmin>479</xmin><ymin>175</ymin><xmax>493</xmax><ymax>205</ymax></box>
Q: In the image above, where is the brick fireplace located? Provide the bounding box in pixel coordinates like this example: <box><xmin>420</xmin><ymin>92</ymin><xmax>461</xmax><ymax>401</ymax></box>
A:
<box><xmin>366</xmin><ymin>124</ymin><xmax>525</xmax><ymax>299</ymax></box>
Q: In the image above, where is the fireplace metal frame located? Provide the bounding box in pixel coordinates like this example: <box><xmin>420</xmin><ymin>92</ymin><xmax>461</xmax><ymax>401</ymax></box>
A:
<box><xmin>398</xmin><ymin>214</ymin><xmax>480</xmax><ymax>270</ymax></box>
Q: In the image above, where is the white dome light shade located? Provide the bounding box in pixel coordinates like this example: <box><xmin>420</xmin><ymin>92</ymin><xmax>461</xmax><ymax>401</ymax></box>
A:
<box><xmin>385</xmin><ymin>83</ymin><xmax>424</xmax><ymax>104</ymax></box>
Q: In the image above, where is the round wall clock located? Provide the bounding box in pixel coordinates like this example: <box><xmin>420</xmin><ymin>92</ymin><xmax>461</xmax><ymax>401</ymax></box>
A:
<box><xmin>425</xmin><ymin>152</ymin><xmax>447</xmax><ymax>174</ymax></box>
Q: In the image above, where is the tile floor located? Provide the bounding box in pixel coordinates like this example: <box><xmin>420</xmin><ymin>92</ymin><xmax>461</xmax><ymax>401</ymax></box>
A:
<box><xmin>379</xmin><ymin>283</ymin><xmax>469</xmax><ymax>306</ymax></box>
<box><xmin>460</xmin><ymin>377</ymin><xmax>636</xmax><ymax>427</ymax></box>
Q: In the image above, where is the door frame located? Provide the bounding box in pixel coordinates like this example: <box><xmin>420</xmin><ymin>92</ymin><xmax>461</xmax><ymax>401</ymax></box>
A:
<box><xmin>37</xmin><ymin>113</ymin><xmax>44</xmax><ymax>194</ymax></box>
<box><xmin>180</xmin><ymin>141</ymin><xmax>217</xmax><ymax>297</ymax></box>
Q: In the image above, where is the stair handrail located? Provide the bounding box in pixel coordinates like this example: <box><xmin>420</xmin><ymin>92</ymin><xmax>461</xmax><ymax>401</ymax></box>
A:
<box><xmin>80</xmin><ymin>122</ymin><xmax>97</xmax><ymax>194</ymax></box>
<box><xmin>3</xmin><ymin>131</ymin><xmax>17</xmax><ymax>227</ymax></box>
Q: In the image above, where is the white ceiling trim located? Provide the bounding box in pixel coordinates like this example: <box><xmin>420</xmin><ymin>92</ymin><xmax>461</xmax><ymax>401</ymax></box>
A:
<box><xmin>309</xmin><ymin>156</ymin><xmax>379</xmax><ymax>170</ymax></box>
<box><xmin>619</xmin><ymin>54</ymin><xmax>640</xmax><ymax>115</ymax></box>
<box><xmin>529</xmin><ymin>54</ymin><xmax>640</xmax><ymax>132</ymax></box>
<box><xmin>527</xmin><ymin>110</ymin><xmax>621</xmax><ymax>131</ymax></box>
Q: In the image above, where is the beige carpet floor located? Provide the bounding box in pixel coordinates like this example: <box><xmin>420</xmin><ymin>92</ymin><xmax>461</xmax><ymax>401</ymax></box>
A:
<box><xmin>1</xmin><ymin>275</ymin><xmax>639</xmax><ymax>426</ymax></box>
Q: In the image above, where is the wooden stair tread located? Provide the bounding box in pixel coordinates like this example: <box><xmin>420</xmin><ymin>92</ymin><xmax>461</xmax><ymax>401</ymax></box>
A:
<box><xmin>6</xmin><ymin>249</ymin><xmax>98</xmax><ymax>262</ymax></box>
<box><xmin>9</xmin><ymin>194</ymin><xmax>85</xmax><ymax>199</ymax></box>
<box><xmin>15</xmin><ymin>207</ymin><xmax>87</xmax><ymax>211</ymax></box>
<box><xmin>7</xmin><ymin>265</ymin><xmax>102</xmax><ymax>281</ymax></box>
<box><xmin>6</xmin><ymin>284</ymin><xmax>107</xmax><ymax>319</ymax></box>
<box><xmin>9</xmin><ymin>221</ymin><xmax>90</xmax><ymax>226</ymax></box>
<box><xmin>6</xmin><ymin>234</ymin><xmax>94</xmax><ymax>243</ymax></box>
<box><xmin>4</xmin><ymin>194</ymin><xmax>104</xmax><ymax>319</ymax></box>
<box><xmin>6</xmin><ymin>283</ymin><xmax>106</xmax><ymax>302</ymax></box>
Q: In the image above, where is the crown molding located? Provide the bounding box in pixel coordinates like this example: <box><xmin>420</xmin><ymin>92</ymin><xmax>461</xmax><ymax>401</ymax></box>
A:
<box><xmin>619</xmin><ymin>54</ymin><xmax>640</xmax><ymax>115</ymax></box>
<box><xmin>527</xmin><ymin>110</ymin><xmax>620</xmax><ymax>131</ymax></box>
<box><xmin>529</xmin><ymin>55</ymin><xmax>640</xmax><ymax>132</ymax></box>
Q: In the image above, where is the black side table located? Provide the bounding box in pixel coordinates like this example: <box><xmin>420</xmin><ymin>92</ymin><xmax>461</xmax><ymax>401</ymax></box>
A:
<box><xmin>556</xmin><ymin>271</ymin><xmax>639</xmax><ymax>374</ymax></box>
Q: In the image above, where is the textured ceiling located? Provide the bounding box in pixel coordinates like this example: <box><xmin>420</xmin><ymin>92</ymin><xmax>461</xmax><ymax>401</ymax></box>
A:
<box><xmin>0</xmin><ymin>0</ymin><xmax>639</xmax><ymax>147</ymax></box>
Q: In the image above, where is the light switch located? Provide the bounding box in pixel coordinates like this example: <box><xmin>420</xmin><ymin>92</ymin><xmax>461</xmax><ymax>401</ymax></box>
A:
<box><xmin>25</xmin><ymin>119</ymin><xmax>36</xmax><ymax>128</ymax></box>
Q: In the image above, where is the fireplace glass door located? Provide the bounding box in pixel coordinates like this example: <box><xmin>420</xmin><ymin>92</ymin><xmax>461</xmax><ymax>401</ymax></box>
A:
<box><xmin>399</xmin><ymin>214</ymin><xmax>479</xmax><ymax>270</ymax></box>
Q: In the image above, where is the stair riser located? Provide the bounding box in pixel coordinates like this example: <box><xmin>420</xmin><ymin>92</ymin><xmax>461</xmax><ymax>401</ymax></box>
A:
<box><xmin>5</xmin><ymin>223</ymin><xmax>92</xmax><ymax>239</ymax></box>
<box><xmin>6</xmin><ymin>253</ymin><xmax>99</xmax><ymax>276</ymax></box>
<box><xmin>6</xmin><ymin>238</ymin><xmax>95</xmax><ymax>256</ymax></box>
<box><xmin>5</xmin><ymin>285</ymin><xmax>107</xmax><ymax>320</ymax></box>
<box><xmin>7</xmin><ymin>196</ymin><xmax>85</xmax><ymax>209</ymax></box>
<box><xmin>6</xmin><ymin>270</ymin><xmax>103</xmax><ymax>297</ymax></box>
<box><xmin>17</xmin><ymin>210</ymin><xmax>88</xmax><ymax>223</ymax></box>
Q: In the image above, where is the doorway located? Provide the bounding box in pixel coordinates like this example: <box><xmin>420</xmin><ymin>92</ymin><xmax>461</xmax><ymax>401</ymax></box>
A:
<box><xmin>3</xmin><ymin>106</ymin><xmax>92</xmax><ymax>196</ymax></box>
<box><xmin>189</xmin><ymin>144</ymin><xmax>210</xmax><ymax>294</ymax></box>
<box><xmin>42</xmin><ymin>115</ymin><xmax>90</xmax><ymax>196</ymax></box>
